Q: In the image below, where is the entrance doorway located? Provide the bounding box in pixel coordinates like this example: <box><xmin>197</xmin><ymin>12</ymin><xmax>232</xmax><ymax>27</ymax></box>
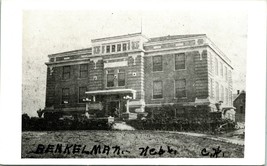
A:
<box><xmin>107</xmin><ymin>100</ymin><xmax>120</xmax><ymax>117</ymax></box>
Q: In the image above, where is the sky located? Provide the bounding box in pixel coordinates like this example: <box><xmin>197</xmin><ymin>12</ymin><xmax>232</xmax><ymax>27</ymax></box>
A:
<box><xmin>22</xmin><ymin>8</ymin><xmax>247</xmax><ymax>117</ymax></box>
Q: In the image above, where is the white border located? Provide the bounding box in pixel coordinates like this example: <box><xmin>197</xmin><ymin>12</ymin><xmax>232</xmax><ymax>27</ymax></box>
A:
<box><xmin>0</xmin><ymin>0</ymin><xmax>266</xmax><ymax>165</ymax></box>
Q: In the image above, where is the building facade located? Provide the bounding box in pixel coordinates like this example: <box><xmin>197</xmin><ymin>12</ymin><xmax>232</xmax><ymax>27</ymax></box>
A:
<box><xmin>44</xmin><ymin>33</ymin><xmax>234</xmax><ymax>119</ymax></box>
<box><xmin>233</xmin><ymin>90</ymin><xmax>246</xmax><ymax>122</ymax></box>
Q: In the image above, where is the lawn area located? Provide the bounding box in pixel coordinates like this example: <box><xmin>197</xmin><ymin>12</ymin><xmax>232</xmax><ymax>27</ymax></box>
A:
<box><xmin>22</xmin><ymin>130</ymin><xmax>244</xmax><ymax>158</ymax></box>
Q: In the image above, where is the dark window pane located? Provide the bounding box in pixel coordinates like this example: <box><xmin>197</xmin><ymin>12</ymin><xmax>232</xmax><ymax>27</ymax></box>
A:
<box><xmin>63</xmin><ymin>66</ymin><xmax>70</xmax><ymax>80</ymax></box>
<box><xmin>153</xmin><ymin>55</ymin><xmax>162</xmax><ymax>71</ymax></box>
<box><xmin>117</xmin><ymin>44</ymin><xmax>121</xmax><ymax>52</ymax></box>
<box><xmin>123</xmin><ymin>43</ymin><xmax>127</xmax><ymax>51</ymax></box>
<box><xmin>79</xmin><ymin>87</ymin><xmax>87</xmax><ymax>103</ymax></box>
<box><xmin>80</xmin><ymin>64</ymin><xmax>88</xmax><ymax>78</ymax></box>
<box><xmin>62</xmin><ymin>88</ymin><xmax>69</xmax><ymax>104</ymax></box>
<box><xmin>153</xmin><ymin>81</ymin><xmax>163</xmax><ymax>99</ymax></box>
<box><xmin>118</xmin><ymin>70</ymin><xmax>125</xmax><ymax>86</ymax></box>
<box><xmin>175</xmin><ymin>79</ymin><xmax>186</xmax><ymax>98</ymax></box>
<box><xmin>112</xmin><ymin>45</ymin><xmax>116</xmax><ymax>52</ymax></box>
<box><xmin>106</xmin><ymin>46</ymin><xmax>110</xmax><ymax>53</ymax></box>
<box><xmin>107</xmin><ymin>74</ymin><xmax>114</xmax><ymax>87</ymax></box>
<box><xmin>175</xmin><ymin>53</ymin><xmax>185</xmax><ymax>70</ymax></box>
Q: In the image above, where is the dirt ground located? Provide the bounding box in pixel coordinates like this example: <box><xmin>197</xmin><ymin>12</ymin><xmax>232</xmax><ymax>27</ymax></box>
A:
<box><xmin>22</xmin><ymin>130</ymin><xmax>244</xmax><ymax>158</ymax></box>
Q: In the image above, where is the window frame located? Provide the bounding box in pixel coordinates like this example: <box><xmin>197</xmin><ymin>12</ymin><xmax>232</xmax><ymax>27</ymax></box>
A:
<box><xmin>152</xmin><ymin>55</ymin><xmax>163</xmax><ymax>72</ymax></box>
<box><xmin>111</xmin><ymin>45</ymin><xmax>116</xmax><ymax>52</ymax></box>
<box><xmin>106</xmin><ymin>45</ymin><xmax>110</xmax><ymax>53</ymax></box>
<box><xmin>62</xmin><ymin>66</ymin><xmax>71</xmax><ymax>80</ymax></box>
<box><xmin>215</xmin><ymin>58</ymin><xmax>219</xmax><ymax>76</ymax></box>
<box><xmin>78</xmin><ymin>87</ymin><xmax>87</xmax><ymax>103</ymax></box>
<box><xmin>175</xmin><ymin>79</ymin><xmax>187</xmax><ymax>99</ymax></box>
<box><xmin>61</xmin><ymin>88</ymin><xmax>70</xmax><ymax>104</ymax></box>
<box><xmin>175</xmin><ymin>53</ymin><xmax>186</xmax><ymax>70</ymax></box>
<box><xmin>152</xmin><ymin>80</ymin><xmax>163</xmax><ymax>99</ymax></box>
<box><xmin>118</xmin><ymin>69</ymin><xmax>126</xmax><ymax>87</ymax></box>
<box><xmin>79</xmin><ymin>64</ymin><xmax>88</xmax><ymax>78</ymax></box>
<box><xmin>107</xmin><ymin>70</ymin><xmax>115</xmax><ymax>87</ymax></box>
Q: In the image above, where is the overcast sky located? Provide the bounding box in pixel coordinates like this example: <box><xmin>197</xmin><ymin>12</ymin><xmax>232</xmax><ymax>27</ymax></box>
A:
<box><xmin>22</xmin><ymin>9</ymin><xmax>247</xmax><ymax>117</ymax></box>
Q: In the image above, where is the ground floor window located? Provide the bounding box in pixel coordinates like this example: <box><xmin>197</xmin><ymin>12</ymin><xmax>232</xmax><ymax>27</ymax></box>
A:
<box><xmin>153</xmin><ymin>81</ymin><xmax>163</xmax><ymax>99</ymax></box>
<box><xmin>175</xmin><ymin>79</ymin><xmax>186</xmax><ymax>98</ymax></box>
<box><xmin>62</xmin><ymin>88</ymin><xmax>69</xmax><ymax>104</ymax></box>
<box><xmin>78</xmin><ymin>87</ymin><xmax>87</xmax><ymax>103</ymax></box>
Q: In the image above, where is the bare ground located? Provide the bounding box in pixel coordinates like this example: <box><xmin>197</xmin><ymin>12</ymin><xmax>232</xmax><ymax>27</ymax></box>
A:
<box><xmin>22</xmin><ymin>130</ymin><xmax>244</xmax><ymax>158</ymax></box>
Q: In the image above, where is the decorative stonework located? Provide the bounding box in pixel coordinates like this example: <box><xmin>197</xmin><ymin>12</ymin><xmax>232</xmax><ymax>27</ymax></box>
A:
<box><xmin>90</xmin><ymin>57</ymin><xmax>102</xmax><ymax>69</ymax></box>
<box><xmin>49</xmin><ymin>66</ymin><xmax>54</xmax><ymax>75</ymax></box>
<box><xmin>93</xmin><ymin>46</ymin><xmax>101</xmax><ymax>54</ymax></box>
<box><xmin>132</xmin><ymin>41</ymin><xmax>140</xmax><ymax>50</ymax></box>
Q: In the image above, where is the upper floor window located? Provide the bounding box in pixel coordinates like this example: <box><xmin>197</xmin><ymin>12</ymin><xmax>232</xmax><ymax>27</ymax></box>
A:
<box><xmin>118</xmin><ymin>69</ymin><xmax>125</xmax><ymax>86</ymax></box>
<box><xmin>117</xmin><ymin>44</ymin><xmax>121</xmax><ymax>52</ymax></box>
<box><xmin>106</xmin><ymin>45</ymin><xmax>110</xmax><ymax>53</ymax></box>
<box><xmin>112</xmin><ymin>45</ymin><xmax>116</xmax><ymax>52</ymax></box>
<box><xmin>215</xmin><ymin>58</ymin><xmax>219</xmax><ymax>75</ymax></box>
<box><xmin>220</xmin><ymin>62</ymin><xmax>223</xmax><ymax>77</ymax></box>
<box><xmin>153</xmin><ymin>55</ymin><xmax>162</xmax><ymax>72</ymax></box>
<box><xmin>216</xmin><ymin>82</ymin><xmax>219</xmax><ymax>101</ymax></box>
<box><xmin>153</xmin><ymin>81</ymin><xmax>163</xmax><ymax>99</ymax></box>
<box><xmin>107</xmin><ymin>70</ymin><xmax>115</xmax><ymax>87</ymax></box>
<box><xmin>79</xmin><ymin>64</ymin><xmax>88</xmax><ymax>78</ymax></box>
<box><xmin>209</xmin><ymin>53</ymin><xmax>213</xmax><ymax>73</ymax></box>
<box><xmin>210</xmin><ymin>78</ymin><xmax>214</xmax><ymax>98</ymax></box>
<box><xmin>225</xmin><ymin>87</ymin><xmax>229</xmax><ymax>105</ymax></box>
<box><xmin>221</xmin><ymin>85</ymin><xmax>224</xmax><ymax>101</ymax></box>
<box><xmin>62</xmin><ymin>88</ymin><xmax>69</xmax><ymax>104</ymax></box>
<box><xmin>123</xmin><ymin>43</ymin><xmax>127</xmax><ymax>51</ymax></box>
<box><xmin>63</xmin><ymin>66</ymin><xmax>70</xmax><ymax>80</ymax></box>
<box><xmin>78</xmin><ymin>87</ymin><xmax>87</xmax><ymax>103</ymax></box>
<box><xmin>175</xmin><ymin>79</ymin><xmax>186</xmax><ymax>98</ymax></box>
<box><xmin>225</xmin><ymin>66</ymin><xmax>228</xmax><ymax>80</ymax></box>
<box><xmin>175</xmin><ymin>53</ymin><xmax>186</xmax><ymax>70</ymax></box>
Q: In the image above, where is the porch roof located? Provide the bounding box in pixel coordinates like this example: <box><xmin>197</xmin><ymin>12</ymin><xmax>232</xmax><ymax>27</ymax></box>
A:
<box><xmin>85</xmin><ymin>89</ymin><xmax>136</xmax><ymax>96</ymax></box>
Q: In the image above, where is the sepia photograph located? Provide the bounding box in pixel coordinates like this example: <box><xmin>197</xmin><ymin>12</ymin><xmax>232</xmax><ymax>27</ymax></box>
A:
<box><xmin>0</xmin><ymin>0</ymin><xmax>266</xmax><ymax>165</ymax></box>
<box><xmin>21</xmin><ymin>9</ymin><xmax>246</xmax><ymax>158</ymax></box>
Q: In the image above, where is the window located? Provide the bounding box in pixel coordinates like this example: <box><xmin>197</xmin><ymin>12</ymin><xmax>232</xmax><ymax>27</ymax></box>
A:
<box><xmin>106</xmin><ymin>45</ymin><xmax>110</xmax><ymax>53</ymax></box>
<box><xmin>153</xmin><ymin>81</ymin><xmax>163</xmax><ymax>99</ymax></box>
<box><xmin>152</xmin><ymin>55</ymin><xmax>162</xmax><ymax>72</ymax></box>
<box><xmin>123</xmin><ymin>43</ymin><xmax>127</xmax><ymax>51</ymax></box>
<box><xmin>79</xmin><ymin>87</ymin><xmax>87</xmax><ymax>103</ymax></box>
<box><xmin>62</xmin><ymin>88</ymin><xmax>69</xmax><ymax>104</ymax></box>
<box><xmin>175</xmin><ymin>79</ymin><xmax>186</xmax><ymax>98</ymax></box>
<box><xmin>240</xmin><ymin>106</ymin><xmax>244</xmax><ymax>113</ymax></box>
<box><xmin>220</xmin><ymin>62</ymin><xmax>223</xmax><ymax>77</ymax></box>
<box><xmin>216</xmin><ymin>82</ymin><xmax>219</xmax><ymax>101</ymax></box>
<box><xmin>215</xmin><ymin>58</ymin><xmax>218</xmax><ymax>75</ymax></box>
<box><xmin>63</xmin><ymin>66</ymin><xmax>70</xmax><ymax>80</ymax></box>
<box><xmin>107</xmin><ymin>70</ymin><xmax>114</xmax><ymax>87</ymax></box>
<box><xmin>118</xmin><ymin>69</ymin><xmax>125</xmax><ymax>86</ymax></box>
<box><xmin>117</xmin><ymin>44</ymin><xmax>121</xmax><ymax>52</ymax></box>
<box><xmin>230</xmin><ymin>90</ymin><xmax>233</xmax><ymax>105</ymax></box>
<box><xmin>112</xmin><ymin>45</ymin><xmax>116</xmax><ymax>52</ymax></box>
<box><xmin>79</xmin><ymin>64</ymin><xmax>88</xmax><ymax>78</ymax></box>
<box><xmin>175</xmin><ymin>53</ymin><xmax>186</xmax><ymax>70</ymax></box>
<box><xmin>225</xmin><ymin>88</ymin><xmax>228</xmax><ymax>105</ymax></box>
<box><xmin>225</xmin><ymin>66</ymin><xmax>228</xmax><ymax>80</ymax></box>
<box><xmin>210</xmin><ymin>78</ymin><xmax>213</xmax><ymax>98</ymax></box>
<box><xmin>221</xmin><ymin>85</ymin><xmax>224</xmax><ymax>101</ymax></box>
<box><xmin>209</xmin><ymin>53</ymin><xmax>213</xmax><ymax>73</ymax></box>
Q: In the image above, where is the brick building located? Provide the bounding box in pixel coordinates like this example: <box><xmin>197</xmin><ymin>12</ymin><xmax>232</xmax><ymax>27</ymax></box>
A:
<box><xmin>44</xmin><ymin>33</ymin><xmax>234</xmax><ymax>119</ymax></box>
<box><xmin>233</xmin><ymin>90</ymin><xmax>246</xmax><ymax>122</ymax></box>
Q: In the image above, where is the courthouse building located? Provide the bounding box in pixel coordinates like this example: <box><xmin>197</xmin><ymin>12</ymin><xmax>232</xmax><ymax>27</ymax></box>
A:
<box><xmin>44</xmin><ymin>32</ymin><xmax>234</xmax><ymax>119</ymax></box>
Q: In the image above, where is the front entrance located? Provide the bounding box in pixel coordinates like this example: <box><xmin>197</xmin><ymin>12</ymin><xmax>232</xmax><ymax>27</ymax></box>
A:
<box><xmin>107</xmin><ymin>100</ymin><xmax>120</xmax><ymax>117</ymax></box>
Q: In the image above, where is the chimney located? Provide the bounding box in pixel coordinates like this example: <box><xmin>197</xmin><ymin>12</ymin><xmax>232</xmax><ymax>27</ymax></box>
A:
<box><xmin>237</xmin><ymin>90</ymin><xmax>240</xmax><ymax>94</ymax></box>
